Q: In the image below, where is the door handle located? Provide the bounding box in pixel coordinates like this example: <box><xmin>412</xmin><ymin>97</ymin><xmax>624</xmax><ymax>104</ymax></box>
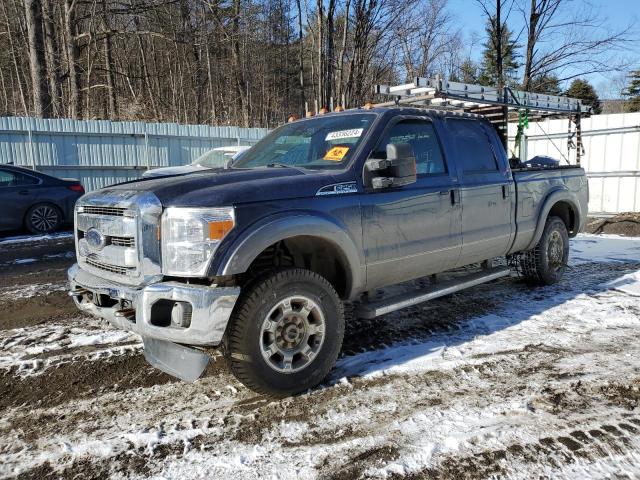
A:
<box><xmin>439</xmin><ymin>190</ymin><xmax>449</xmax><ymax>195</ymax></box>
<box><xmin>502</xmin><ymin>185</ymin><xmax>510</xmax><ymax>198</ymax></box>
<box><xmin>18</xmin><ymin>190</ymin><xmax>29</xmax><ymax>195</ymax></box>
<box><xmin>450</xmin><ymin>189</ymin><xmax>460</xmax><ymax>205</ymax></box>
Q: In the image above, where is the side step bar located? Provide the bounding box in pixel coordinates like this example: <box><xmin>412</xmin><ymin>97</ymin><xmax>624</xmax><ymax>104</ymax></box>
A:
<box><xmin>357</xmin><ymin>267</ymin><xmax>511</xmax><ymax>319</ymax></box>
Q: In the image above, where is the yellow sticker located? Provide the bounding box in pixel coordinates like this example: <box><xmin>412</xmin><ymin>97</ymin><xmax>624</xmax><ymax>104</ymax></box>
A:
<box><xmin>324</xmin><ymin>146</ymin><xmax>350</xmax><ymax>161</ymax></box>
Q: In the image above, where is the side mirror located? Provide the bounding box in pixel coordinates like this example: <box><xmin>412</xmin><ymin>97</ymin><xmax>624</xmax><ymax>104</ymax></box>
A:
<box><xmin>364</xmin><ymin>143</ymin><xmax>417</xmax><ymax>189</ymax></box>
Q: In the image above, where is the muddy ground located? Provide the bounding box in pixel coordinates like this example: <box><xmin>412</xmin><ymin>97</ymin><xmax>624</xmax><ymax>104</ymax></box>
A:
<box><xmin>1</xmin><ymin>232</ymin><xmax>640</xmax><ymax>479</ymax></box>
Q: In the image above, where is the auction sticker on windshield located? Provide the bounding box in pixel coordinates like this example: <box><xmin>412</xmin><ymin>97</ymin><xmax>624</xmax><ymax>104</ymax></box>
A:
<box><xmin>325</xmin><ymin>129</ymin><xmax>363</xmax><ymax>141</ymax></box>
<box><xmin>324</xmin><ymin>146</ymin><xmax>350</xmax><ymax>161</ymax></box>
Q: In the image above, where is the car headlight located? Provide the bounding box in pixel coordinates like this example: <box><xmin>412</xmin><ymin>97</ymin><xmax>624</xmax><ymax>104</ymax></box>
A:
<box><xmin>161</xmin><ymin>207</ymin><xmax>234</xmax><ymax>276</ymax></box>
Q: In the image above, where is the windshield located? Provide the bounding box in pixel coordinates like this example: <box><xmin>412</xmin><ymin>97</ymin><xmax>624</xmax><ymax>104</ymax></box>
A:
<box><xmin>233</xmin><ymin>113</ymin><xmax>376</xmax><ymax>170</ymax></box>
<box><xmin>193</xmin><ymin>150</ymin><xmax>234</xmax><ymax>168</ymax></box>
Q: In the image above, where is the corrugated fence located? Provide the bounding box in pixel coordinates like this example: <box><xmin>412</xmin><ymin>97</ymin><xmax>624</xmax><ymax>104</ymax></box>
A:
<box><xmin>509</xmin><ymin>112</ymin><xmax>640</xmax><ymax>215</ymax></box>
<box><xmin>0</xmin><ymin>117</ymin><xmax>269</xmax><ymax>191</ymax></box>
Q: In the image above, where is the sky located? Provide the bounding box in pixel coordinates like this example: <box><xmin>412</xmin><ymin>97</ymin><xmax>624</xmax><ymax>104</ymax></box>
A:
<box><xmin>447</xmin><ymin>0</ymin><xmax>640</xmax><ymax>97</ymax></box>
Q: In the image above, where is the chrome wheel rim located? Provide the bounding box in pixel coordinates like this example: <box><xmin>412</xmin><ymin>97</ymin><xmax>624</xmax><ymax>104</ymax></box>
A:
<box><xmin>547</xmin><ymin>230</ymin><xmax>565</xmax><ymax>272</ymax></box>
<box><xmin>259</xmin><ymin>295</ymin><xmax>326</xmax><ymax>373</ymax></box>
<box><xmin>31</xmin><ymin>206</ymin><xmax>58</xmax><ymax>232</ymax></box>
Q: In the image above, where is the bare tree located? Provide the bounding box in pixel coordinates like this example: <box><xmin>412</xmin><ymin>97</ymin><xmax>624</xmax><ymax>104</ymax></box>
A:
<box><xmin>395</xmin><ymin>0</ymin><xmax>460</xmax><ymax>80</ymax></box>
<box><xmin>519</xmin><ymin>0</ymin><xmax>634</xmax><ymax>90</ymax></box>
<box><xmin>25</xmin><ymin>0</ymin><xmax>52</xmax><ymax>117</ymax></box>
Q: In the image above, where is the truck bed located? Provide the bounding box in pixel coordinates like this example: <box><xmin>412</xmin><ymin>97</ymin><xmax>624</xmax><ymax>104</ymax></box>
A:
<box><xmin>510</xmin><ymin>166</ymin><xmax>588</xmax><ymax>254</ymax></box>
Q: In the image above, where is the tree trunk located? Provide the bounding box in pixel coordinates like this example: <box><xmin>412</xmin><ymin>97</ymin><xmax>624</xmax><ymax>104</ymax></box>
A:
<box><xmin>295</xmin><ymin>0</ymin><xmax>305</xmax><ymax>115</ymax></box>
<box><xmin>1</xmin><ymin>0</ymin><xmax>29</xmax><ymax>115</ymax></box>
<box><xmin>325</xmin><ymin>0</ymin><xmax>336</xmax><ymax>109</ymax></box>
<box><xmin>316</xmin><ymin>0</ymin><xmax>324</xmax><ymax>109</ymax></box>
<box><xmin>523</xmin><ymin>0</ymin><xmax>538</xmax><ymax>91</ymax></box>
<box><xmin>102</xmin><ymin>0</ymin><xmax>117</xmax><ymax>117</ymax></box>
<box><xmin>64</xmin><ymin>0</ymin><xmax>81</xmax><ymax>118</ymax></box>
<box><xmin>41</xmin><ymin>0</ymin><xmax>61</xmax><ymax>116</ymax></box>
<box><xmin>336</xmin><ymin>0</ymin><xmax>350</xmax><ymax>107</ymax></box>
<box><xmin>231</xmin><ymin>0</ymin><xmax>248</xmax><ymax>126</ymax></box>
<box><xmin>25</xmin><ymin>0</ymin><xmax>53</xmax><ymax>117</ymax></box>
<box><xmin>495</xmin><ymin>0</ymin><xmax>502</xmax><ymax>89</ymax></box>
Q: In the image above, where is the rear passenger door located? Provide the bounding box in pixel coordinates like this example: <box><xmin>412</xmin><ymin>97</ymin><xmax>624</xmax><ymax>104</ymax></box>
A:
<box><xmin>362</xmin><ymin>117</ymin><xmax>462</xmax><ymax>289</ymax></box>
<box><xmin>445</xmin><ymin>119</ymin><xmax>513</xmax><ymax>266</ymax></box>
<box><xmin>0</xmin><ymin>168</ymin><xmax>41</xmax><ymax>231</ymax></box>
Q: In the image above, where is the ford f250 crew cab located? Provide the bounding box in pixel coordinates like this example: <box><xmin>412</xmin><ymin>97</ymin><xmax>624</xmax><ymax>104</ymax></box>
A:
<box><xmin>68</xmin><ymin>104</ymin><xmax>588</xmax><ymax>396</ymax></box>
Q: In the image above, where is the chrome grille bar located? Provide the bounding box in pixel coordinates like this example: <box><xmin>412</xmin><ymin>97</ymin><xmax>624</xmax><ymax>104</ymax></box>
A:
<box><xmin>86</xmin><ymin>255</ymin><xmax>132</xmax><ymax>275</ymax></box>
<box><xmin>82</xmin><ymin>206</ymin><xmax>128</xmax><ymax>216</ymax></box>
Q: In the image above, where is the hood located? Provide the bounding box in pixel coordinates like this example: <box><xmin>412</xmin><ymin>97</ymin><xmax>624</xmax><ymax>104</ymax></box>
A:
<box><xmin>142</xmin><ymin>165</ymin><xmax>206</xmax><ymax>178</ymax></box>
<box><xmin>107</xmin><ymin>167</ymin><xmax>343</xmax><ymax>207</ymax></box>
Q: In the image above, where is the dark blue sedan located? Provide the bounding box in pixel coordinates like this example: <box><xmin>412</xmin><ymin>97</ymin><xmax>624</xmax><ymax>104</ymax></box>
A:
<box><xmin>0</xmin><ymin>164</ymin><xmax>84</xmax><ymax>234</ymax></box>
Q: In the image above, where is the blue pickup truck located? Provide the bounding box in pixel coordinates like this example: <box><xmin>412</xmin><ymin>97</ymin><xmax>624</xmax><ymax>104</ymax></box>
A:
<box><xmin>68</xmin><ymin>106</ymin><xmax>588</xmax><ymax>396</ymax></box>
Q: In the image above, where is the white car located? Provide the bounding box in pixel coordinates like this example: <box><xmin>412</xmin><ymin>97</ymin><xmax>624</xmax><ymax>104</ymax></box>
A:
<box><xmin>142</xmin><ymin>145</ymin><xmax>251</xmax><ymax>178</ymax></box>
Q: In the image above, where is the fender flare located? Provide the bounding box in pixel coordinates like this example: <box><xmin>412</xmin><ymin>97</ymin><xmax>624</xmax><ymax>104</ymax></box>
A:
<box><xmin>215</xmin><ymin>213</ymin><xmax>365</xmax><ymax>299</ymax></box>
<box><xmin>525</xmin><ymin>188</ymin><xmax>583</xmax><ymax>251</ymax></box>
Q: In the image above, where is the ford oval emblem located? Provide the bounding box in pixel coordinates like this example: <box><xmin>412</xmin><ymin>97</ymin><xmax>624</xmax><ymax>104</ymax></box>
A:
<box><xmin>85</xmin><ymin>228</ymin><xmax>107</xmax><ymax>251</ymax></box>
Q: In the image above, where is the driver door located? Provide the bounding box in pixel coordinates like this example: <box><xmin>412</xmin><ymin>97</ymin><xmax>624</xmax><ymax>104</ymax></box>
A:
<box><xmin>361</xmin><ymin>117</ymin><xmax>462</xmax><ymax>290</ymax></box>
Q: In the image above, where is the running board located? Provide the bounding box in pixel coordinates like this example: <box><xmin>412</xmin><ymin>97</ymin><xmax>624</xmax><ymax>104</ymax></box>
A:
<box><xmin>357</xmin><ymin>267</ymin><xmax>511</xmax><ymax>319</ymax></box>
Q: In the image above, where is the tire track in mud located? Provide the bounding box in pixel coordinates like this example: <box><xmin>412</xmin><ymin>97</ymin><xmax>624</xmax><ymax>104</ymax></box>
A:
<box><xmin>13</xmin><ymin>343</ymin><xmax>640</xmax><ymax>480</ymax></box>
<box><xmin>3</xmin><ymin>252</ymin><xmax>640</xmax><ymax>478</ymax></box>
<box><xmin>421</xmin><ymin>415</ymin><xmax>640</xmax><ymax>480</ymax></box>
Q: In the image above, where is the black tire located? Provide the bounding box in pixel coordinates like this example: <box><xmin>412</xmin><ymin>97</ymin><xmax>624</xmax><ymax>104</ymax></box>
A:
<box><xmin>25</xmin><ymin>203</ymin><xmax>63</xmax><ymax>234</ymax></box>
<box><xmin>224</xmin><ymin>268</ymin><xmax>345</xmax><ymax>397</ymax></box>
<box><xmin>519</xmin><ymin>216</ymin><xmax>569</xmax><ymax>285</ymax></box>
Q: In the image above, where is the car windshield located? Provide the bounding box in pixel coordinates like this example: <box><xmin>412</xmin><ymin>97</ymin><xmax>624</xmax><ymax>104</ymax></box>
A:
<box><xmin>233</xmin><ymin>113</ymin><xmax>376</xmax><ymax>170</ymax></box>
<box><xmin>193</xmin><ymin>150</ymin><xmax>234</xmax><ymax>168</ymax></box>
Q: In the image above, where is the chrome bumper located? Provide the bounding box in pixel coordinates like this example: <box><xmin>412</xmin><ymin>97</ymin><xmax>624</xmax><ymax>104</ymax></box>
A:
<box><xmin>68</xmin><ymin>264</ymin><xmax>240</xmax><ymax>346</ymax></box>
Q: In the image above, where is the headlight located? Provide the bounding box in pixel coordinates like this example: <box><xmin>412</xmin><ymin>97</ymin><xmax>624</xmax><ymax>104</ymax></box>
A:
<box><xmin>161</xmin><ymin>207</ymin><xmax>234</xmax><ymax>276</ymax></box>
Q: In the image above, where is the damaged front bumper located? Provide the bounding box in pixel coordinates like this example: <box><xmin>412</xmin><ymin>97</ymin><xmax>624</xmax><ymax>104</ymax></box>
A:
<box><xmin>68</xmin><ymin>264</ymin><xmax>240</xmax><ymax>381</ymax></box>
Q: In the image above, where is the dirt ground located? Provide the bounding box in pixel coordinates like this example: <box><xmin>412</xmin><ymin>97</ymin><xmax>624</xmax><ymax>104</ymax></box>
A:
<box><xmin>585</xmin><ymin>213</ymin><xmax>640</xmax><ymax>237</ymax></box>
<box><xmin>1</xmin><ymin>231</ymin><xmax>640</xmax><ymax>479</ymax></box>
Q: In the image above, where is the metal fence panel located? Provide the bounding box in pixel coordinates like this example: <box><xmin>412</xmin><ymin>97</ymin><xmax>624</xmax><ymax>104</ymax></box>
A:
<box><xmin>508</xmin><ymin>112</ymin><xmax>640</xmax><ymax>215</ymax></box>
<box><xmin>0</xmin><ymin>117</ymin><xmax>269</xmax><ymax>191</ymax></box>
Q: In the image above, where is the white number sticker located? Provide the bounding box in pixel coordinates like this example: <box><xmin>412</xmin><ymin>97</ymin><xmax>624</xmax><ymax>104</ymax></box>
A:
<box><xmin>325</xmin><ymin>128</ymin><xmax>363</xmax><ymax>141</ymax></box>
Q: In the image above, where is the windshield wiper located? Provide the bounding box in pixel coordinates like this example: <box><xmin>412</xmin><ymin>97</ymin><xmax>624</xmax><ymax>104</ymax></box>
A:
<box><xmin>265</xmin><ymin>162</ymin><xmax>292</xmax><ymax>168</ymax></box>
<box><xmin>264</xmin><ymin>163</ymin><xmax>307</xmax><ymax>172</ymax></box>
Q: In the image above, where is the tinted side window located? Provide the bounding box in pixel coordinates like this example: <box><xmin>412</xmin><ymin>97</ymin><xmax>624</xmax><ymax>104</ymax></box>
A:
<box><xmin>0</xmin><ymin>170</ymin><xmax>39</xmax><ymax>187</ymax></box>
<box><xmin>14</xmin><ymin>172</ymin><xmax>40</xmax><ymax>186</ymax></box>
<box><xmin>448</xmin><ymin>119</ymin><xmax>498</xmax><ymax>173</ymax></box>
<box><xmin>0</xmin><ymin>170</ymin><xmax>15</xmax><ymax>187</ymax></box>
<box><xmin>378</xmin><ymin>119</ymin><xmax>446</xmax><ymax>175</ymax></box>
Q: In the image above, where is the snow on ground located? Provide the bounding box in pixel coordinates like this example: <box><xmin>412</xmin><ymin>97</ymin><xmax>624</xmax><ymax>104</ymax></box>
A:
<box><xmin>570</xmin><ymin>234</ymin><xmax>640</xmax><ymax>264</ymax></box>
<box><xmin>0</xmin><ymin>231</ymin><xmax>74</xmax><ymax>246</ymax></box>
<box><xmin>0</xmin><ymin>281</ymin><xmax>67</xmax><ymax>300</ymax></box>
<box><xmin>0</xmin><ymin>318</ymin><xmax>141</xmax><ymax>374</ymax></box>
<box><xmin>1</xmin><ymin>233</ymin><xmax>640</xmax><ymax>479</ymax></box>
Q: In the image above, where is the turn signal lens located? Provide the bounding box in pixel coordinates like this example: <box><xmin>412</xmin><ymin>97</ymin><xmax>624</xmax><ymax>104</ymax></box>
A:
<box><xmin>208</xmin><ymin>219</ymin><xmax>234</xmax><ymax>240</ymax></box>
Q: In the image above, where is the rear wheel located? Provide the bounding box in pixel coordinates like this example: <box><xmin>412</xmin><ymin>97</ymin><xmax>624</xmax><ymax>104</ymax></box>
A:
<box><xmin>224</xmin><ymin>268</ymin><xmax>344</xmax><ymax>397</ymax></box>
<box><xmin>519</xmin><ymin>216</ymin><xmax>569</xmax><ymax>285</ymax></box>
<box><xmin>25</xmin><ymin>203</ymin><xmax>62</xmax><ymax>234</ymax></box>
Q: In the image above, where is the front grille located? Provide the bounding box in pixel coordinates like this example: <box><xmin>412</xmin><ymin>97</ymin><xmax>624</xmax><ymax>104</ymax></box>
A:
<box><xmin>83</xmin><ymin>206</ymin><xmax>127</xmax><ymax>216</ymax></box>
<box><xmin>86</xmin><ymin>256</ymin><xmax>132</xmax><ymax>275</ymax></box>
<box><xmin>76</xmin><ymin>191</ymin><xmax>161</xmax><ymax>285</ymax></box>
<box><xmin>110</xmin><ymin>236</ymin><xmax>135</xmax><ymax>247</ymax></box>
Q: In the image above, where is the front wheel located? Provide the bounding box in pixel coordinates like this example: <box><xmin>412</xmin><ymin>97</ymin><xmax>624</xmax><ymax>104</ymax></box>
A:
<box><xmin>224</xmin><ymin>268</ymin><xmax>345</xmax><ymax>397</ymax></box>
<box><xmin>519</xmin><ymin>216</ymin><xmax>569</xmax><ymax>285</ymax></box>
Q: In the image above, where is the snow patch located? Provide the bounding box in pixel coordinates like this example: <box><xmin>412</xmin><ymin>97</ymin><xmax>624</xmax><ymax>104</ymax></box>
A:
<box><xmin>604</xmin><ymin>270</ymin><xmax>640</xmax><ymax>296</ymax></box>
<box><xmin>570</xmin><ymin>234</ymin><xmax>640</xmax><ymax>265</ymax></box>
<box><xmin>0</xmin><ymin>231</ymin><xmax>73</xmax><ymax>245</ymax></box>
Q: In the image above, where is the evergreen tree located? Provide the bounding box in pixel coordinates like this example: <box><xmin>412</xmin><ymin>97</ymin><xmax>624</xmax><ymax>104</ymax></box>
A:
<box><xmin>477</xmin><ymin>17</ymin><xmax>520</xmax><ymax>88</ymax></box>
<box><xmin>450</xmin><ymin>59</ymin><xmax>478</xmax><ymax>83</ymax></box>
<box><xmin>565</xmin><ymin>79</ymin><xmax>602</xmax><ymax>114</ymax></box>
<box><xmin>528</xmin><ymin>75</ymin><xmax>561</xmax><ymax>96</ymax></box>
<box><xmin>623</xmin><ymin>70</ymin><xmax>640</xmax><ymax>113</ymax></box>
